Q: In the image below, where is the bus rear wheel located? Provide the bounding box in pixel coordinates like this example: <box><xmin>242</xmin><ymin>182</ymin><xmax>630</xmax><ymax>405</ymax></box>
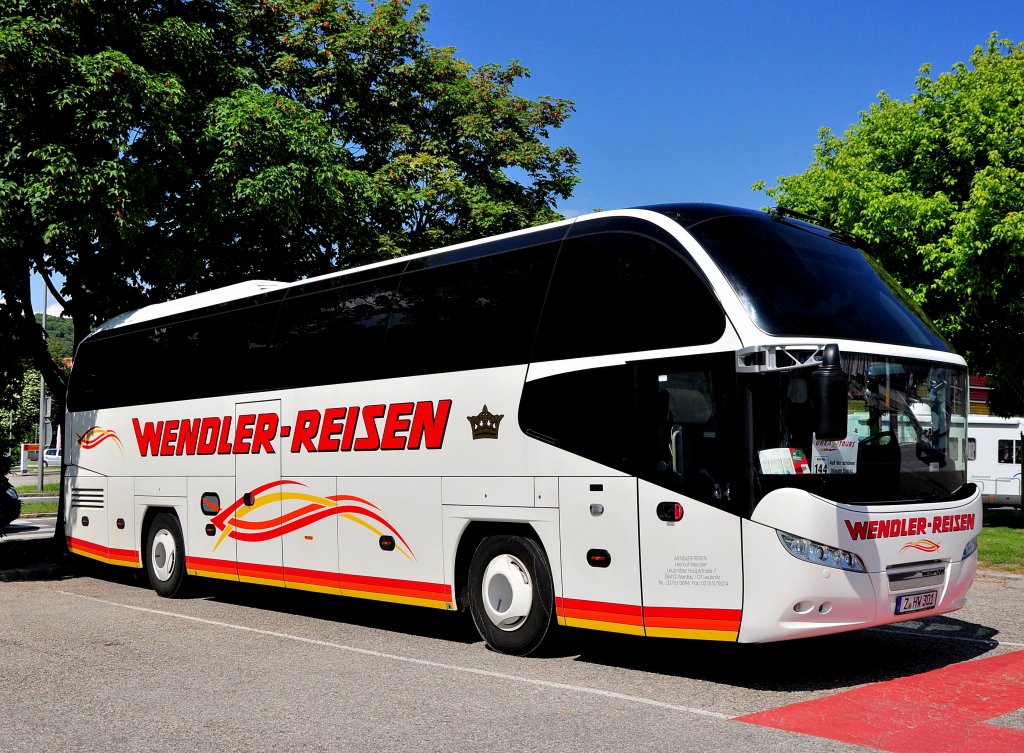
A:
<box><xmin>145</xmin><ymin>512</ymin><xmax>187</xmax><ymax>597</ymax></box>
<box><xmin>468</xmin><ymin>535</ymin><xmax>553</xmax><ymax>656</ymax></box>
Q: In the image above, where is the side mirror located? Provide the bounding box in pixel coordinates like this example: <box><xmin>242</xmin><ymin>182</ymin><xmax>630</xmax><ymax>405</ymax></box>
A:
<box><xmin>812</xmin><ymin>343</ymin><xmax>848</xmax><ymax>441</ymax></box>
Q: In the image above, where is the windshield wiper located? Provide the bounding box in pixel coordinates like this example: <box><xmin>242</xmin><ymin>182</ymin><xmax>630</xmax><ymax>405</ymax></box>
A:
<box><xmin>768</xmin><ymin>206</ymin><xmax>861</xmax><ymax>248</ymax></box>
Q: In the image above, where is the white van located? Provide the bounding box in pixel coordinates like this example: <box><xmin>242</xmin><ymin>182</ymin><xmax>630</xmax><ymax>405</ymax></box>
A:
<box><xmin>967</xmin><ymin>414</ymin><xmax>1023</xmax><ymax>516</ymax></box>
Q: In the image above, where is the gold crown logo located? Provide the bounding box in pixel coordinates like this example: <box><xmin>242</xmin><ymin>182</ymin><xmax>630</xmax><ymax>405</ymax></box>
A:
<box><xmin>468</xmin><ymin>405</ymin><xmax>503</xmax><ymax>440</ymax></box>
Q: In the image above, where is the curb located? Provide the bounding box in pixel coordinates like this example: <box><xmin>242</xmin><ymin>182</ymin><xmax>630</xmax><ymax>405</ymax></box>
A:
<box><xmin>0</xmin><ymin>559</ymin><xmax>76</xmax><ymax>582</ymax></box>
<box><xmin>975</xmin><ymin>569</ymin><xmax>1024</xmax><ymax>581</ymax></box>
<box><xmin>0</xmin><ymin>538</ymin><xmax>76</xmax><ymax>582</ymax></box>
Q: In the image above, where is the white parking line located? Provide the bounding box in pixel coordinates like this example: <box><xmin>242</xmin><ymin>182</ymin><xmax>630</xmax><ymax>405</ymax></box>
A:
<box><xmin>59</xmin><ymin>591</ymin><xmax>734</xmax><ymax>720</ymax></box>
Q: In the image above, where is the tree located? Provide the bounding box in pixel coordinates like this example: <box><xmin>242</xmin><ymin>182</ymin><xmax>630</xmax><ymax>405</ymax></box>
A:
<box><xmin>0</xmin><ymin>0</ymin><xmax>578</xmax><ymax>419</ymax></box>
<box><xmin>0</xmin><ymin>299</ymin><xmax>26</xmax><ymax>475</ymax></box>
<box><xmin>0</xmin><ymin>371</ymin><xmax>40</xmax><ymax>472</ymax></box>
<box><xmin>756</xmin><ymin>34</ymin><xmax>1024</xmax><ymax>414</ymax></box>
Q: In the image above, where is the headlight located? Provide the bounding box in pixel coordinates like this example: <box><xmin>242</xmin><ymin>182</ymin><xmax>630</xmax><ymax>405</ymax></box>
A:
<box><xmin>778</xmin><ymin>531</ymin><xmax>866</xmax><ymax>573</ymax></box>
<box><xmin>5</xmin><ymin>486</ymin><xmax>17</xmax><ymax>501</ymax></box>
<box><xmin>962</xmin><ymin>536</ymin><xmax>978</xmax><ymax>560</ymax></box>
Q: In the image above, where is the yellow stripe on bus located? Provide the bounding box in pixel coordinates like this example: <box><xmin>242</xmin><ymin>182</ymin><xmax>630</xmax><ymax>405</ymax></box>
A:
<box><xmin>644</xmin><ymin>626</ymin><xmax>738</xmax><ymax>641</ymax></box>
<box><xmin>560</xmin><ymin>616</ymin><xmax>645</xmax><ymax>636</ymax></box>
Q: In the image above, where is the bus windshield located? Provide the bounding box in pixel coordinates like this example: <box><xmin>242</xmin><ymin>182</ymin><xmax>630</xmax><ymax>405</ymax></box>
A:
<box><xmin>749</xmin><ymin>354</ymin><xmax>969</xmax><ymax>504</ymax></box>
<box><xmin>658</xmin><ymin>206</ymin><xmax>950</xmax><ymax>351</ymax></box>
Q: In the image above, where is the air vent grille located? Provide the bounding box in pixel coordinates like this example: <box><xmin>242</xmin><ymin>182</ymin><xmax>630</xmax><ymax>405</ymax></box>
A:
<box><xmin>71</xmin><ymin>487</ymin><xmax>105</xmax><ymax>509</ymax></box>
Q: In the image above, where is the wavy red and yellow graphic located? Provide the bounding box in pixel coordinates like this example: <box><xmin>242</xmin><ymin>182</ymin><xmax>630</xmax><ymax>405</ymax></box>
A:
<box><xmin>210</xmin><ymin>480</ymin><xmax>415</xmax><ymax>560</ymax></box>
<box><xmin>900</xmin><ymin>539</ymin><xmax>941</xmax><ymax>555</ymax></box>
<box><xmin>77</xmin><ymin>426</ymin><xmax>124</xmax><ymax>453</ymax></box>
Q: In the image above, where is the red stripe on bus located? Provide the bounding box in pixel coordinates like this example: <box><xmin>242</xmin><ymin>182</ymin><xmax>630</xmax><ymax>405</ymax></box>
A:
<box><xmin>183</xmin><ymin>557</ymin><xmax>451</xmax><ymax>600</ymax></box>
<box><xmin>643</xmin><ymin>616</ymin><xmax>740</xmax><ymax>631</ymax></box>
<box><xmin>555</xmin><ymin>597</ymin><xmax>643</xmax><ymax>617</ymax></box>
<box><xmin>560</xmin><ymin>607</ymin><xmax>644</xmax><ymax>626</ymax></box>
<box><xmin>338</xmin><ymin>571</ymin><xmax>451</xmax><ymax>597</ymax></box>
<box><xmin>339</xmin><ymin>580</ymin><xmax>450</xmax><ymax>602</ymax></box>
<box><xmin>68</xmin><ymin>536</ymin><xmax>138</xmax><ymax>563</ymax></box>
<box><xmin>642</xmin><ymin>606</ymin><xmax>742</xmax><ymax>621</ymax></box>
<box><xmin>185</xmin><ymin>557</ymin><xmax>237</xmax><ymax>575</ymax></box>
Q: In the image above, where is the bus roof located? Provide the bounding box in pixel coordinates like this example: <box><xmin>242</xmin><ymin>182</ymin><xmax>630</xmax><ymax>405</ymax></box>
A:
<box><xmin>94</xmin><ymin>279</ymin><xmax>291</xmax><ymax>333</ymax></box>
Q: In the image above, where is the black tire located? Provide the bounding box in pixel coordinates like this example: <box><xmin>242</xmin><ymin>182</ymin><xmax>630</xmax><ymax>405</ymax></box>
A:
<box><xmin>468</xmin><ymin>535</ymin><xmax>554</xmax><ymax>656</ymax></box>
<box><xmin>144</xmin><ymin>512</ymin><xmax>187</xmax><ymax>597</ymax></box>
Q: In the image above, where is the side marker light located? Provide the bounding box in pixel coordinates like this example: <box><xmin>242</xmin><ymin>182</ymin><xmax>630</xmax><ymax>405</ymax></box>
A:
<box><xmin>656</xmin><ymin>502</ymin><xmax>684</xmax><ymax>522</ymax></box>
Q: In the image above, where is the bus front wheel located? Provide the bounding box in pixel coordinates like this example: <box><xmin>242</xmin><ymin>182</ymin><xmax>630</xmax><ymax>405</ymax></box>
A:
<box><xmin>468</xmin><ymin>535</ymin><xmax>554</xmax><ymax>656</ymax></box>
<box><xmin>145</xmin><ymin>512</ymin><xmax>187</xmax><ymax>598</ymax></box>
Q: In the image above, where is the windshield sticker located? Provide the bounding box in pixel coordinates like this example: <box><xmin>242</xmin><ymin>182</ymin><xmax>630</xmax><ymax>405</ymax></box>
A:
<box><xmin>758</xmin><ymin>447</ymin><xmax>810</xmax><ymax>474</ymax></box>
<box><xmin>811</xmin><ymin>434</ymin><xmax>859</xmax><ymax>474</ymax></box>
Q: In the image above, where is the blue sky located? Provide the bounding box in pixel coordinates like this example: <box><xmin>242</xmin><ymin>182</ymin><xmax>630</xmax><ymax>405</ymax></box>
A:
<box><xmin>31</xmin><ymin>0</ymin><xmax>1024</xmax><ymax>312</ymax></box>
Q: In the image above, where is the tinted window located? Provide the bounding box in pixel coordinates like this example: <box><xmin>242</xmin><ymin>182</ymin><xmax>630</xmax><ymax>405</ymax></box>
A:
<box><xmin>636</xmin><ymin>355</ymin><xmax>739</xmax><ymax>506</ymax></box>
<box><xmin>681</xmin><ymin>213</ymin><xmax>949</xmax><ymax>350</ymax></box>
<box><xmin>68</xmin><ymin>296</ymin><xmax>284</xmax><ymax>410</ymax></box>
<box><xmin>381</xmin><ymin>241</ymin><xmax>559</xmax><ymax>378</ymax></box>
<box><xmin>519</xmin><ymin>353</ymin><xmax>740</xmax><ymax>506</ymax></box>
<box><xmin>519</xmin><ymin>364</ymin><xmax>636</xmax><ymax>474</ymax></box>
<box><xmin>271</xmin><ymin>268</ymin><xmax>404</xmax><ymax>388</ymax></box>
<box><xmin>533</xmin><ymin>218</ymin><xmax>725</xmax><ymax>361</ymax></box>
<box><xmin>998</xmin><ymin>439</ymin><xmax>1021</xmax><ymax>464</ymax></box>
<box><xmin>185</xmin><ymin>299</ymin><xmax>281</xmax><ymax>397</ymax></box>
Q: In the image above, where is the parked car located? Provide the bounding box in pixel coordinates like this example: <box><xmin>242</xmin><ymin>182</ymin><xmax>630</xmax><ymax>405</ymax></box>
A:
<box><xmin>1</xmin><ymin>477</ymin><xmax>20</xmax><ymax>528</ymax></box>
<box><xmin>42</xmin><ymin>447</ymin><xmax>61</xmax><ymax>467</ymax></box>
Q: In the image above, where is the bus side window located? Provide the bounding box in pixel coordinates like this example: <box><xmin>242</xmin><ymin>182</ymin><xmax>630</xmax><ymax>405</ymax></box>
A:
<box><xmin>639</xmin><ymin>355</ymin><xmax>736</xmax><ymax>506</ymax></box>
<box><xmin>533</xmin><ymin>218</ymin><xmax>725</xmax><ymax>362</ymax></box>
<box><xmin>519</xmin><ymin>365</ymin><xmax>635</xmax><ymax>475</ymax></box>
<box><xmin>381</xmin><ymin>240</ymin><xmax>559</xmax><ymax>379</ymax></box>
<box><xmin>272</xmin><ymin>271</ymin><xmax>402</xmax><ymax>388</ymax></box>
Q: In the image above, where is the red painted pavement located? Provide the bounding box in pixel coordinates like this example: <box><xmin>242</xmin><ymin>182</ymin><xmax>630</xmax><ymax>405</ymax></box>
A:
<box><xmin>737</xmin><ymin>650</ymin><xmax>1024</xmax><ymax>753</ymax></box>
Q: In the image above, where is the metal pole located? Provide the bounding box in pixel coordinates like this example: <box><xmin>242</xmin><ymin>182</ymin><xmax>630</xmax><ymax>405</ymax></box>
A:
<box><xmin>37</xmin><ymin>285</ymin><xmax>46</xmax><ymax>490</ymax></box>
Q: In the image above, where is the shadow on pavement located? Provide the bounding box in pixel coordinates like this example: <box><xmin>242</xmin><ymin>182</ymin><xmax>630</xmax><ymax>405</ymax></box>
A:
<box><xmin>0</xmin><ymin>536</ymin><xmax>77</xmax><ymax>582</ymax></box>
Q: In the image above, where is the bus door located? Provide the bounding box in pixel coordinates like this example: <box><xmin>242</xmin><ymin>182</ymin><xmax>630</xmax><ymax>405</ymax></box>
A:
<box><xmin>557</xmin><ymin>477</ymin><xmax>644</xmax><ymax>635</ymax></box>
<box><xmin>635</xmin><ymin>360</ymin><xmax>743</xmax><ymax>640</ymax></box>
<box><xmin>234</xmin><ymin>399</ymin><xmax>284</xmax><ymax>586</ymax></box>
<box><xmin>638</xmin><ymin>481</ymin><xmax>743</xmax><ymax>641</ymax></box>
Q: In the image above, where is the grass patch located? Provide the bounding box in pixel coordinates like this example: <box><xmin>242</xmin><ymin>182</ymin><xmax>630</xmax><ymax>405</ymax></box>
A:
<box><xmin>978</xmin><ymin>508</ymin><xmax>1024</xmax><ymax>574</ymax></box>
<box><xmin>13</xmin><ymin>482</ymin><xmax>60</xmax><ymax>494</ymax></box>
<box><xmin>19</xmin><ymin>501</ymin><xmax>59</xmax><ymax>516</ymax></box>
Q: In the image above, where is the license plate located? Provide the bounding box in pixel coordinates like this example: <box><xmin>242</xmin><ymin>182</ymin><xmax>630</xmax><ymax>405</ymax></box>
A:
<box><xmin>895</xmin><ymin>590</ymin><xmax>938</xmax><ymax>615</ymax></box>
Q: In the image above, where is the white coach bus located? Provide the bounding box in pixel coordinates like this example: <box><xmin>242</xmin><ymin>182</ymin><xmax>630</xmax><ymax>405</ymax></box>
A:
<box><xmin>63</xmin><ymin>204</ymin><xmax>981</xmax><ymax>655</ymax></box>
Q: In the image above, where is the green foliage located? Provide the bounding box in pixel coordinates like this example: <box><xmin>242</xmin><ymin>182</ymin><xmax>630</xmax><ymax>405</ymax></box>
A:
<box><xmin>34</xmin><ymin>314</ymin><xmax>75</xmax><ymax>363</ymax></box>
<box><xmin>979</xmin><ymin>509</ymin><xmax>1023</xmax><ymax>573</ymax></box>
<box><xmin>0</xmin><ymin>370</ymin><xmax>42</xmax><ymax>469</ymax></box>
<box><xmin>756</xmin><ymin>35</ymin><xmax>1024</xmax><ymax>414</ymax></box>
<box><xmin>0</xmin><ymin>0</ymin><xmax>578</xmax><ymax>436</ymax></box>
